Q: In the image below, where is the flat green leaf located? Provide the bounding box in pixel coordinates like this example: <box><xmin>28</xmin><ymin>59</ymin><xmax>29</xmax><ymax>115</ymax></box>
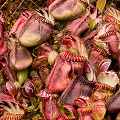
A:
<box><xmin>88</xmin><ymin>19</ymin><xmax>95</xmax><ymax>29</ymax></box>
<box><xmin>96</xmin><ymin>0</ymin><xmax>106</xmax><ymax>12</ymax></box>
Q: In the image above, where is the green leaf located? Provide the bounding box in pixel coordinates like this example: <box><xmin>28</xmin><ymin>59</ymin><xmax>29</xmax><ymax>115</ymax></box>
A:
<box><xmin>88</xmin><ymin>19</ymin><xmax>95</xmax><ymax>29</ymax></box>
<box><xmin>17</xmin><ymin>69</ymin><xmax>28</xmax><ymax>84</ymax></box>
<box><xmin>94</xmin><ymin>40</ymin><xmax>104</xmax><ymax>49</ymax></box>
<box><xmin>96</xmin><ymin>0</ymin><xmax>106</xmax><ymax>12</ymax></box>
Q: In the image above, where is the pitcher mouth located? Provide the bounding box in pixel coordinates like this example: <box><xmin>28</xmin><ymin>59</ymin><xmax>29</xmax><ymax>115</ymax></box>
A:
<box><xmin>35</xmin><ymin>8</ymin><xmax>55</xmax><ymax>26</ymax></box>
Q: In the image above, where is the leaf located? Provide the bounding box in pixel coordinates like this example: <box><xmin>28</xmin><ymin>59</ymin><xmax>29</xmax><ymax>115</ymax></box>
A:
<box><xmin>88</xmin><ymin>19</ymin><xmax>95</xmax><ymax>29</ymax></box>
<box><xmin>96</xmin><ymin>0</ymin><xmax>106</xmax><ymax>12</ymax></box>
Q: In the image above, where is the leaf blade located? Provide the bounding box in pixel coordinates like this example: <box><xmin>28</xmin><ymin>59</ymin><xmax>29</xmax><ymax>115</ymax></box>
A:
<box><xmin>96</xmin><ymin>0</ymin><xmax>106</xmax><ymax>12</ymax></box>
